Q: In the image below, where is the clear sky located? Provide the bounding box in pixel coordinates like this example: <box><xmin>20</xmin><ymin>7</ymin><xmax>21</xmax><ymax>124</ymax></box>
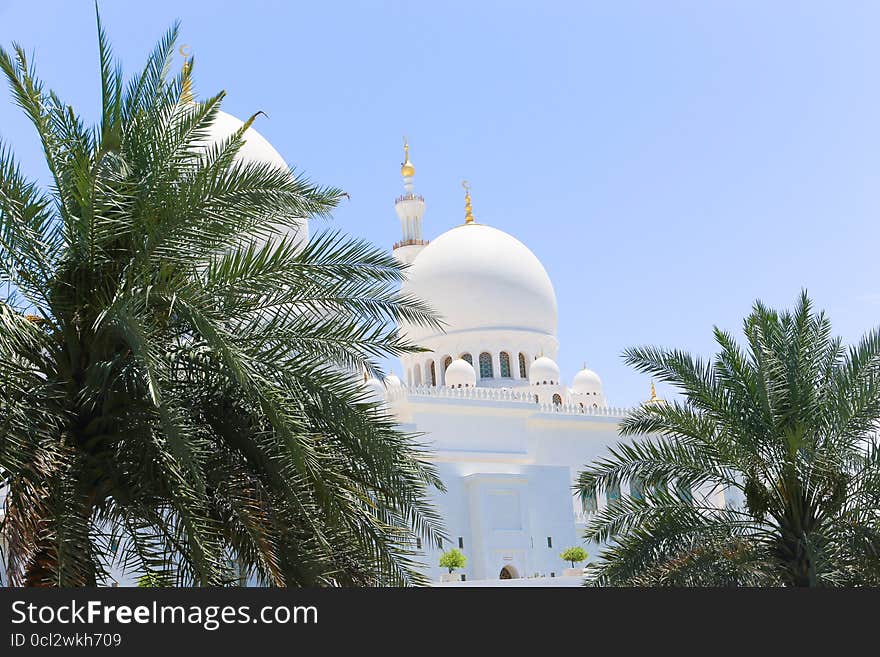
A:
<box><xmin>2</xmin><ymin>1</ymin><xmax>879</xmax><ymax>407</ymax></box>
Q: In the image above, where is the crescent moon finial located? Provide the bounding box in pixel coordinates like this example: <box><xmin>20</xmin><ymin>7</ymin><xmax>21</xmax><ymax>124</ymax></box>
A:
<box><xmin>462</xmin><ymin>180</ymin><xmax>474</xmax><ymax>224</ymax></box>
<box><xmin>178</xmin><ymin>45</ymin><xmax>194</xmax><ymax>103</ymax></box>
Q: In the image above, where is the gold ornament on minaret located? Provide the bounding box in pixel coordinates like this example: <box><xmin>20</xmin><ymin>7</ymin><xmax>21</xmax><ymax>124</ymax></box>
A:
<box><xmin>401</xmin><ymin>137</ymin><xmax>415</xmax><ymax>178</ymax></box>
<box><xmin>646</xmin><ymin>380</ymin><xmax>666</xmax><ymax>406</ymax></box>
<box><xmin>179</xmin><ymin>44</ymin><xmax>193</xmax><ymax>103</ymax></box>
<box><xmin>462</xmin><ymin>180</ymin><xmax>475</xmax><ymax>224</ymax></box>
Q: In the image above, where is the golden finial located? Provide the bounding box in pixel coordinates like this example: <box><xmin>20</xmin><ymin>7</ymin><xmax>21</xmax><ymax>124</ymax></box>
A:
<box><xmin>401</xmin><ymin>137</ymin><xmax>415</xmax><ymax>178</ymax></box>
<box><xmin>462</xmin><ymin>180</ymin><xmax>475</xmax><ymax>224</ymax></box>
<box><xmin>179</xmin><ymin>45</ymin><xmax>193</xmax><ymax>103</ymax></box>
<box><xmin>646</xmin><ymin>380</ymin><xmax>666</xmax><ymax>405</ymax></box>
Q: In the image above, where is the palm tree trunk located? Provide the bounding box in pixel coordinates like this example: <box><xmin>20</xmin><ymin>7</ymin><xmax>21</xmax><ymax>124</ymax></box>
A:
<box><xmin>24</xmin><ymin>546</ymin><xmax>58</xmax><ymax>587</ymax></box>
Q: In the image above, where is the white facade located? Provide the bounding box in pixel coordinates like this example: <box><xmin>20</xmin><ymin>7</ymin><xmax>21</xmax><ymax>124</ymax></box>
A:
<box><xmin>388</xmin><ymin>386</ymin><xmax>632</xmax><ymax>581</ymax></box>
<box><xmin>377</xmin><ymin>146</ymin><xmax>722</xmax><ymax>584</ymax></box>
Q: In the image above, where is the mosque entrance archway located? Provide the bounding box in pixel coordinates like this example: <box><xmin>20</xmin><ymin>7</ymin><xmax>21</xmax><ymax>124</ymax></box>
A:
<box><xmin>499</xmin><ymin>565</ymin><xmax>519</xmax><ymax>580</ymax></box>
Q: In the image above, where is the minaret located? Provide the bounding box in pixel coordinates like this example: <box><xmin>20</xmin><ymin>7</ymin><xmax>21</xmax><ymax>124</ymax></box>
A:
<box><xmin>392</xmin><ymin>138</ymin><xmax>428</xmax><ymax>265</ymax></box>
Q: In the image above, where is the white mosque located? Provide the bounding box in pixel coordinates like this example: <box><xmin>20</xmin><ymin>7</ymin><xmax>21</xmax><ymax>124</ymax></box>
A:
<box><xmin>116</xmin><ymin>94</ymin><xmax>722</xmax><ymax>586</ymax></box>
<box><xmin>196</xmin><ymin>107</ymin><xmax>695</xmax><ymax>585</ymax></box>
<box><xmin>355</xmin><ymin>142</ymin><xmax>725</xmax><ymax>585</ymax></box>
<box><xmin>173</xmin><ymin>72</ymin><xmax>676</xmax><ymax>584</ymax></box>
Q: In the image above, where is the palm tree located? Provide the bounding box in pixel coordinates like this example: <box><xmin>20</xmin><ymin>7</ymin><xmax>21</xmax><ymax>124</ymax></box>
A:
<box><xmin>576</xmin><ymin>292</ymin><xmax>880</xmax><ymax>586</ymax></box>
<box><xmin>0</xmin><ymin>11</ymin><xmax>444</xmax><ymax>587</ymax></box>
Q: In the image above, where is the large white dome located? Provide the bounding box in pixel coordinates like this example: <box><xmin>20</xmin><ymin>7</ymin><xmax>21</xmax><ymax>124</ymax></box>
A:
<box><xmin>204</xmin><ymin>110</ymin><xmax>308</xmax><ymax>244</ymax></box>
<box><xmin>401</xmin><ymin>223</ymin><xmax>557</xmax><ymax>342</ymax></box>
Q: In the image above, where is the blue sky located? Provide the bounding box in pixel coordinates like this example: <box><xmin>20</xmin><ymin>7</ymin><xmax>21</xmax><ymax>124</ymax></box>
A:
<box><xmin>1</xmin><ymin>1</ymin><xmax>879</xmax><ymax>407</ymax></box>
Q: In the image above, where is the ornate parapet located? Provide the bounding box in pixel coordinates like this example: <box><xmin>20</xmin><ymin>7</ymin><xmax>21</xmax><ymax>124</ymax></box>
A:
<box><xmin>392</xmin><ymin>238</ymin><xmax>429</xmax><ymax>249</ymax></box>
<box><xmin>385</xmin><ymin>384</ymin><xmax>632</xmax><ymax>418</ymax></box>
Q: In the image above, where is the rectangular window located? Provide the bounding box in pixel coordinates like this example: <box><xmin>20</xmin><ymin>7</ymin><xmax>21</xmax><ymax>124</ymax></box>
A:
<box><xmin>438</xmin><ymin>537</ymin><xmax>442</xmax><ymax>549</ymax></box>
<box><xmin>547</xmin><ymin>536</ymin><xmax>553</xmax><ymax>548</ymax></box>
<box><xmin>458</xmin><ymin>537</ymin><xmax>464</xmax><ymax>549</ymax></box>
<box><xmin>416</xmin><ymin>537</ymin><xmax>422</xmax><ymax>550</ymax></box>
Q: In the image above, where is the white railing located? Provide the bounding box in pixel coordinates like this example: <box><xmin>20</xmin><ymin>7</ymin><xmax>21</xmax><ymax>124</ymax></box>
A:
<box><xmin>536</xmin><ymin>402</ymin><xmax>630</xmax><ymax>418</ymax></box>
<box><xmin>386</xmin><ymin>384</ymin><xmax>632</xmax><ymax>418</ymax></box>
<box><xmin>386</xmin><ymin>384</ymin><xmax>533</xmax><ymax>403</ymax></box>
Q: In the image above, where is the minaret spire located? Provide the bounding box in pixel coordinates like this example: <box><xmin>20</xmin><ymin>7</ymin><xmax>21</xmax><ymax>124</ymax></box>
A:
<box><xmin>462</xmin><ymin>180</ymin><xmax>475</xmax><ymax>224</ymax></box>
<box><xmin>392</xmin><ymin>138</ymin><xmax>427</xmax><ymax>265</ymax></box>
<box><xmin>179</xmin><ymin>45</ymin><xmax>194</xmax><ymax>103</ymax></box>
<box><xmin>401</xmin><ymin>137</ymin><xmax>416</xmax><ymax>193</ymax></box>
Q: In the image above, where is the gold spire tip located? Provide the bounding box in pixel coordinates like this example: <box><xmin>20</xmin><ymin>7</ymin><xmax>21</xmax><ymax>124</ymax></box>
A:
<box><xmin>462</xmin><ymin>179</ymin><xmax>474</xmax><ymax>224</ymax></box>
<box><xmin>401</xmin><ymin>137</ymin><xmax>415</xmax><ymax>178</ymax></box>
<box><xmin>179</xmin><ymin>44</ymin><xmax>193</xmax><ymax>103</ymax></box>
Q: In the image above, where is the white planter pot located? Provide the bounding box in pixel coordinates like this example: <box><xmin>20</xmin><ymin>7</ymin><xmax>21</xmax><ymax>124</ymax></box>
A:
<box><xmin>562</xmin><ymin>567</ymin><xmax>584</xmax><ymax>577</ymax></box>
<box><xmin>440</xmin><ymin>572</ymin><xmax>461</xmax><ymax>582</ymax></box>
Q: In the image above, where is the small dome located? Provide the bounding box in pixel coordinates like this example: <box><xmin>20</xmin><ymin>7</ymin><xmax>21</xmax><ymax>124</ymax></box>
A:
<box><xmin>572</xmin><ymin>367</ymin><xmax>602</xmax><ymax>395</ymax></box>
<box><xmin>529</xmin><ymin>356</ymin><xmax>560</xmax><ymax>385</ymax></box>
<box><xmin>362</xmin><ymin>377</ymin><xmax>386</xmax><ymax>404</ymax></box>
<box><xmin>384</xmin><ymin>373</ymin><xmax>403</xmax><ymax>388</ymax></box>
<box><xmin>445</xmin><ymin>358</ymin><xmax>476</xmax><ymax>388</ymax></box>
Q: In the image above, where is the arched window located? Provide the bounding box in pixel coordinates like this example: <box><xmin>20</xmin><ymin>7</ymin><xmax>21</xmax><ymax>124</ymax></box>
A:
<box><xmin>552</xmin><ymin>393</ymin><xmax>562</xmax><ymax>406</ymax></box>
<box><xmin>499</xmin><ymin>352</ymin><xmax>511</xmax><ymax>378</ymax></box>
<box><xmin>631</xmin><ymin>475</ymin><xmax>645</xmax><ymax>501</ymax></box>
<box><xmin>461</xmin><ymin>353</ymin><xmax>473</xmax><ymax>366</ymax></box>
<box><xmin>518</xmin><ymin>353</ymin><xmax>527</xmax><ymax>378</ymax></box>
<box><xmin>607</xmin><ymin>482</ymin><xmax>621</xmax><ymax>507</ymax></box>
<box><xmin>582</xmin><ymin>486</ymin><xmax>598</xmax><ymax>514</ymax></box>
<box><xmin>442</xmin><ymin>356</ymin><xmax>452</xmax><ymax>385</ymax></box>
<box><xmin>429</xmin><ymin>360</ymin><xmax>436</xmax><ymax>386</ymax></box>
<box><xmin>479</xmin><ymin>352</ymin><xmax>493</xmax><ymax>378</ymax></box>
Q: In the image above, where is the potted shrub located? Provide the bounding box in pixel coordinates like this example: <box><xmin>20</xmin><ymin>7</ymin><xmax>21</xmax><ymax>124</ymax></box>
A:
<box><xmin>559</xmin><ymin>546</ymin><xmax>588</xmax><ymax>576</ymax></box>
<box><xmin>439</xmin><ymin>548</ymin><xmax>467</xmax><ymax>582</ymax></box>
